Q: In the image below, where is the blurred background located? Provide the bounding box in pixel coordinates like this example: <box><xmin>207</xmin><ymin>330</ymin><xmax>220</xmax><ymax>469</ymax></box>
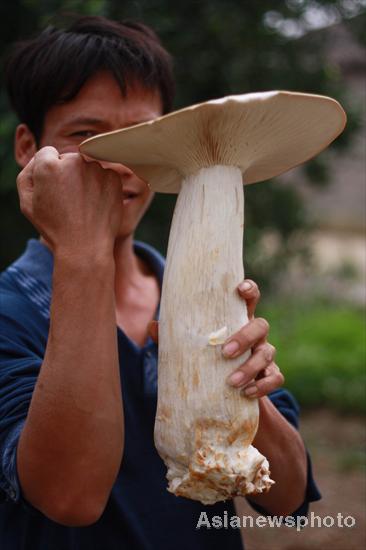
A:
<box><xmin>0</xmin><ymin>1</ymin><xmax>365</xmax><ymax>548</ymax></box>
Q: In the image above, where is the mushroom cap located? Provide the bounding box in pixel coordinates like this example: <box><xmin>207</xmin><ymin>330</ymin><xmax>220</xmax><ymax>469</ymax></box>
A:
<box><xmin>80</xmin><ymin>91</ymin><xmax>346</xmax><ymax>193</ymax></box>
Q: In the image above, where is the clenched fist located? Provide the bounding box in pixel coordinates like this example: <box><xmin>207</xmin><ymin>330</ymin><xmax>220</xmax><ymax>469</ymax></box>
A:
<box><xmin>17</xmin><ymin>146</ymin><xmax>126</xmax><ymax>258</ymax></box>
<box><xmin>17</xmin><ymin>147</ymin><xmax>123</xmax><ymax>258</ymax></box>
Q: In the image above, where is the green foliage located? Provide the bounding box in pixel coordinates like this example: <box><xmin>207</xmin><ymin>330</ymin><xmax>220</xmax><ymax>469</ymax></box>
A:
<box><xmin>0</xmin><ymin>1</ymin><xmax>364</xmax><ymax>274</ymax></box>
<box><xmin>259</xmin><ymin>299</ymin><xmax>366</xmax><ymax>414</ymax></box>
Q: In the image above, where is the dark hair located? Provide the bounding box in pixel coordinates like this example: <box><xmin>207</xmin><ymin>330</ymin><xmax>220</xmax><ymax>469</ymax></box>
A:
<box><xmin>5</xmin><ymin>16</ymin><xmax>175</xmax><ymax>141</ymax></box>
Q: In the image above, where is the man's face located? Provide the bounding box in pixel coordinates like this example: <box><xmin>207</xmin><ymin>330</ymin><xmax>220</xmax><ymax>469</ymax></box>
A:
<box><xmin>17</xmin><ymin>71</ymin><xmax>163</xmax><ymax>240</ymax></box>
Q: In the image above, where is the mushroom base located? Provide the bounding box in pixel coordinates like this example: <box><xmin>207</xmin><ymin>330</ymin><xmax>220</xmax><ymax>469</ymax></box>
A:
<box><xmin>166</xmin><ymin>443</ymin><xmax>274</xmax><ymax>505</ymax></box>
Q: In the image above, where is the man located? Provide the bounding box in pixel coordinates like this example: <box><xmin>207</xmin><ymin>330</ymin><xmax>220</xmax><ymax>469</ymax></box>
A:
<box><xmin>0</xmin><ymin>15</ymin><xmax>320</xmax><ymax>549</ymax></box>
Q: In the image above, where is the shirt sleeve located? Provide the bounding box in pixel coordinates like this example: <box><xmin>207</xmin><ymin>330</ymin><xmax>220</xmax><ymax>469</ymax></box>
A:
<box><xmin>0</xmin><ymin>289</ymin><xmax>47</xmax><ymax>505</ymax></box>
<box><xmin>246</xmin><ymin>388</ymin><xmax>321</xmax><ymax>519</ymax></box>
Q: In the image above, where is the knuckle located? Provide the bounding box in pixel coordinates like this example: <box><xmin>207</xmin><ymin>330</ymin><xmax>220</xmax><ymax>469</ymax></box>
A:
<box><xmin>19</xmin><ymin>199</ymin><xmax>26</xmax><ymax>213</ymax></box>
<box><xmin>254</xmin><ymin>344</ymin><xmax>266</xmax><ymax>354</ymax></box>
<box><xmin>267</xmin><ymin>343</ymin><xmax>276</xmax><ymax>358</ymax></box>
<box><xmin>34</xmin><ymin>147</ymin><xmax>59</xmax><ymax>171</ymax></box>
<box><xmin>255</xmin><ymin>317</ymin><xmax>269</xmax><ymax>334</ymax></box>
<box><xmin>44</xmin><ymin>155</ymin><xmax>58</xmax><ymax>167</ymax></box>
<box><xmin>41</xmin><ymin>145</ymin><xmax>58</xmax><ymax>154</ymax></box>
<box><xmin>276</xmin><ymin>368</ymin><xmax>285</xmax><ymax>385</ymax></box>
<box><xmin>19</xmin><ymin>198</ymin><xmax>30</xmax><ymax>217</ymax></box>
<box><xmin>248</xmin><ymin>279</ymin><xmax>260</xmax><ymax>298</ymax></box>
<box><xmin>262</xmin><ymin>344</ymin><xmax>275</xmax><ymax>363</ymax></box>
<box><xmin>16</xmin><ymin>173</ymin><xmax>24</xmax><ymax>190</ymax></box>
<box><xmin>237</xmin><ymin>364</ymin><xmax>247</xmax><ymax>375</ymax></box>
<box><xmin>36</xmin><ymin>157</ymin><xmax>57</xmax><ymax>174</ymax></box>
<box><xmin>238</xmin><ymin>331</ymin><xmax>251</xmax><ymax>349</ymax></box>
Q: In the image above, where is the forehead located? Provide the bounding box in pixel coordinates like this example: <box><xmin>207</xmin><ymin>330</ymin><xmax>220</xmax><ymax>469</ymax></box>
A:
<box><xmin>44</xmin><ymin>71</ymin><xmax>163</xmax><ymax>129</ymax></box>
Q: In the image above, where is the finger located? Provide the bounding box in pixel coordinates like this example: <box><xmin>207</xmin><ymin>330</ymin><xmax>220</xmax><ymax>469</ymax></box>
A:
<box><xmin>240</xmin><ymin>364</ymin><xmax>284</xmax><ymax>399</ymax></box>
<box><xmin>222</xmin><ymin>317</ymin><xmax>269</xmax><ymax>358</ymax></box>
<box><xmin>59</xmin><ymin>152</ymin><xmax>81</xmax><ymax>161</ymax></box>
<box><xmin>80</xmin><ymin>154</ymin><xmax>132</xmax><ymax>175</ymax></box>
<box><xmin>80</xmin><ymin>155</ymin><xmax>112</xmax><ymax>168</ymax></box>
<box><xmin>148</xmin><ymin>320</ymin><xmax>159</xmax><ymax>343</ymax></box>
<box><xmin>226</xmin><ymin>343</ymin><xmax>276</xmax><ymax>387</ymax></box>
<box><xmin>16</xmin><ymin>158</ymin><xmax>35</xmax><ymax>219</ymax></box>
<box><xmin>34</xmin><ymin>145</ymin><xmax>60</xmax><ymax>162</ymax></box>
<box><xmin>17</xmin><ymin>157</ymin><xmax>35</xmax><ymax>186</ymax></box>
<box><xmin>33</xmin><ymin>146</ymin><xmax>60</xmax><ymax>177</ymax></box>
<box><xmin>81</xmin><ymin>157</ymin><xmax>126</xmax><ymax>189</ymax></box>
<box><xmin>237</xmin><ymin>279</ymin><xmax>261</xmax><ymax>320</ymax></box>
<box><xmin>80</xmin><ymin>153</ymin><xmax>97</xmax><ymax>163</ymax></box>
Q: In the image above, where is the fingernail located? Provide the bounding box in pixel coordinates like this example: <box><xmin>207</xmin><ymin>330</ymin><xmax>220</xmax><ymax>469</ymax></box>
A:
<box><xmin>228</xmin><ymin>371</ymin><xmax>245</xmax><ymax>386</ymax></box>
<box><xmin>223</xmin><ymin>340</ymin><xmax>240</xmax><ymax>357</ymax></box>
<box><xmin>243</xmin><ymin>384</ymin><xmax>258</xmax><ymax>397</ymax></box>
<box><xmin>239</xmin><ymin>281</ymin><xmax>252</xmax><ymax>292</ymax></box>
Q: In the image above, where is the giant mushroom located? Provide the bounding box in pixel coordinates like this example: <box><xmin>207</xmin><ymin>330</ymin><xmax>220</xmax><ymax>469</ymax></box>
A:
<box><xmin>80</xmin><ymin>91</ymin><xmax>346</xmax><ymax>505</ymax></box>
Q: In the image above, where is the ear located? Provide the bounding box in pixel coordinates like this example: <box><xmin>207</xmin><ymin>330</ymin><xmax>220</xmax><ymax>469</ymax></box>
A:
<box><xmin>15</xmin><ymin>124</ymin><xmax>37</xmax><ymax>168</ymax></box>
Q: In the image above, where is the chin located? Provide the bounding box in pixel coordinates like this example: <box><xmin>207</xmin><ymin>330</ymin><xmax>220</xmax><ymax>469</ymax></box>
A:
<box><xmin>115</xmin><ymin>218</ymin><xmax>142</xmax><ymax>241</ymax></box>
<box><xmin>115</xmin><ymin>227</ymin><xmax>135</xmax><ymax>242</ymax></box>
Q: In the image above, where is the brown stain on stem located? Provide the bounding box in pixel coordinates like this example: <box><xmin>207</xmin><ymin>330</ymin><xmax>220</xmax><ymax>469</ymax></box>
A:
<box><xmin>192</xmin><ymin>370</ymin><xmax>200</xmax><ymax>388</ymax></box>
<box><xmin>226</xmin><ymin>419</ymin><xmax>257</xmax><ymax>446</ymax></box>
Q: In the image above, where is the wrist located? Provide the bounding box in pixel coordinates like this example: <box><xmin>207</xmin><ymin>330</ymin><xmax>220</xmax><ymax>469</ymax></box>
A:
<box><xmin>252</xmin><ymin>397</ymin><xmax>274</xmax><ymax>446</ymax></box>
<box><xmin>53</xmin><ymin>245</ymin><xmax>115</xmax><ymax>278</ymax></box>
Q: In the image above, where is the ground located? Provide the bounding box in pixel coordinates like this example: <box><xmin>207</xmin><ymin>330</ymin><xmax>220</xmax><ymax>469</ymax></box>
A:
<box><xmin>235</xmin><ymin>409</ymin><xmax>366</xmax><ymax>550</ymax></box>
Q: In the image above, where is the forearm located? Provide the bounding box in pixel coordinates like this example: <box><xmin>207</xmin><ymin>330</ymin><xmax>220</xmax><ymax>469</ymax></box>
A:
<box><xmin>17</xmin><ymin>250</ymin><xmax>123</xmax><ymax>525</ymax></box>
<box><xmin>248</xmin><ymin>396</ymin><xmax>307</xmax><ymax>516</ymax></box>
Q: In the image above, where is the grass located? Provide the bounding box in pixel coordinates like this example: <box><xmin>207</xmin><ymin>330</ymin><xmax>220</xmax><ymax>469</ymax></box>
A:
<box><xmin>257</xmin><ymin>299</ymin><xmax>366</xmax><ymax>414</ymax></box>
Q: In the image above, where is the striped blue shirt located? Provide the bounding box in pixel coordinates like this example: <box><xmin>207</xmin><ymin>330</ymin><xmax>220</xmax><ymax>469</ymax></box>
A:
<box><xmin>0</xmin><ymin>239</ymin><xmax>321</xmax><ymax>549</ymax></box>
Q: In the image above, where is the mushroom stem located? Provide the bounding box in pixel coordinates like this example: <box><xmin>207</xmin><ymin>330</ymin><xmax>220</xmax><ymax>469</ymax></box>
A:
<box><xmin>154</xmin><ymin>165</ymin><xmax>274</xmax><ymax>504</ymax></box>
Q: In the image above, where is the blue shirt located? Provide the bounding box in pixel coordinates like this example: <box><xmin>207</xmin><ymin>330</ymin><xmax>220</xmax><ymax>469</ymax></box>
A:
<box><xmin>0</xmin><ymin>239</ymin><xmax>321</xmax><ymax>549</ymax></box>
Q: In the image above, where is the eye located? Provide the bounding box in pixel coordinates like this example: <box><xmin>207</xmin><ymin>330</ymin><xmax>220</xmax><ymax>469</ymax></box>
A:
<box><xmin>70</xmin><ymin>130</ymin><xmax>96</xmax><ymax>138</ymax></box>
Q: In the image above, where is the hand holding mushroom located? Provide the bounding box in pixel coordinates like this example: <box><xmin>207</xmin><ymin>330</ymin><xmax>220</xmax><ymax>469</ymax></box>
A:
<box><xmin>150</xmin><ymin>278</ymin><xmax>282</xmax><ymax>399</ymax></box>
<box><xmin>80</xmin><ymin>91</ymin><xmax>346</xmax><ymax>504</ymax></box>
<box><xmin>223</xmin><ymin>280</ymin><xmax>282</xmax><ymax>397</ymax></box>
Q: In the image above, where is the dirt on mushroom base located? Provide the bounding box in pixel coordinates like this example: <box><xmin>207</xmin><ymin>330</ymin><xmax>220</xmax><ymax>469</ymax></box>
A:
<box><xmin>235</xmin><ymin>409</ymin><xmax>366</xmax><ymax>550</ymax></box>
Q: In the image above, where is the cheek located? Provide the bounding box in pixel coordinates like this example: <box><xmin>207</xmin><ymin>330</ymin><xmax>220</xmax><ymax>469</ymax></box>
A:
<box><xmin>122</xmin><ymin>190</ymin><xmax>154</xmax><ymax>220</ymax></box>
<box><xmin>142</xmin><ymin>190</ymin><xmax>154</xmax><ymax>210</ymax></box>
<box><xmin>134</xmin><ymin>188</ymin><xmax>154</xmax><ymax>212</ymax></box>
